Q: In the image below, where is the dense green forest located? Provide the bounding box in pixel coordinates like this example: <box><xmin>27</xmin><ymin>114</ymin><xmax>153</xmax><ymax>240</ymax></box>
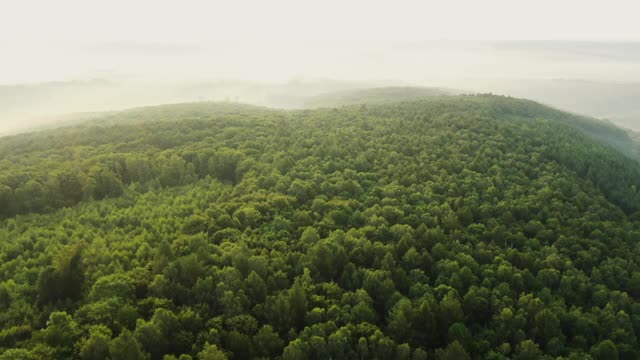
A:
<box><xmin>2</xmin><ymin>94</ymin><xmax>640</xmax><ymax>359</ymax></box>
<box><xmin>303</xmin><ymin>87</ymin><xmax>640</xmax><ymax>161</ymax></box>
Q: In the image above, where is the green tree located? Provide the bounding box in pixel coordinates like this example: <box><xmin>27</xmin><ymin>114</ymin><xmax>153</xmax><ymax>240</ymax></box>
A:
<box><xmin>110</xmin><ymin>329</ymin><xmax>145</xmax><ymax>360</ymax></box>
<box><xmin>253</xmin><ymin>325</ymin><xmax>284</xmax><ymax>358</ymax></box>
<box><xmin>591</xmin><ymin>339</ymin><xmax>618</xmax><ymax>360</ymax></box>
<box><xmin>197</xmin><ymin>343</ymin><xmax>228</xmax><ymax>360</ymax></box>
<box><xmin>387</xmin><ymin>298</ymin><xmax>414</xmax><ymax>344</ymax></box>
<box><xmin>436</xmin><ymin>340</ymin><xmax>470</xmax><ymax>360</ymax></box>
<box><xmin>79</xmin><ymin>325</ymin><xmax>112</xmax><ymax>360</ymax></box>
<box><xmin>288</xmin><ymin>278</ymin><xmax>308</xmax><ymax>330</ymax></box>
<box><xmin>514</xmin><ymin>340</ymin><xmax>543</xmax><ymax>360</ymax></box>
<box><xmin>41</xmin><ymin>311</ymin><xmax>81</xmax><ymax>356</ymax></box>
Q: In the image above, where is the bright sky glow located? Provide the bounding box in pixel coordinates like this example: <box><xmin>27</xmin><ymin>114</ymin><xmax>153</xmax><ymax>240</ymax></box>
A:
<box><xmin>1</xmin><ymin>0</ymin><xmax>639</xmax><ymax>43</ymax></box>
<box><xmin>0</xmin><ymin>0</ymin><xmax>639</xmax><ymax>84</ymax></box>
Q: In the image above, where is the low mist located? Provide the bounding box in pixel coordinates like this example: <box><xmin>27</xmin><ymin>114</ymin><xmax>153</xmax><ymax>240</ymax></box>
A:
<box><xmin>2</xmin><ymin>40</ymin><xmax>640</xmax><ymax>135</ymax></box>
<box><xmin>2</xmin><ymin>0</ymin><xmax>640</xmax><ymax>134</ymax></box>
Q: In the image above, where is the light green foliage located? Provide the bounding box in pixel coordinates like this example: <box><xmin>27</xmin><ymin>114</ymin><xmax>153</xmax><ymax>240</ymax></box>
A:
<box><xmin>0</xmin><ymin>349</ymin><xmax>38</xmax><ymax>360</ymax></box>
<box><xmin>90</xmin><ymin>273</ymin><xmax>135</xmax><ymax>302</ymax></box>
<box><xmin>41</xmin><ymin>311</ymin><xmax>81</xmax><ymax>357</ymax></box>
<box><xmin>197</xmin><ymin>343</ymin><xmax>227</xmax><ymax>360</ymax></box>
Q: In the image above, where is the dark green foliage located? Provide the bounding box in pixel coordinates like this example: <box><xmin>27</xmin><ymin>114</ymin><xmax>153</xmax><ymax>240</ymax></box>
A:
<box><xmin>37</xmin><ymin>241</ymin><xmax>86</xmax><ymax>304</ymax></box>
<box><xmin>436</xmin><ymin>340</ymin><xmax>470</xmax><ymax>360</ymax></box>
<box><xmin>2</xmin><ymin>96</ymin><xmax>640</xmax><ymax>358</ymax></box>
<box><xmin>78</xmin><ymin>326</ymin><xmax>111</xmax><ymax>360</ymax></box>
<box><xmin>110</xmin><ymin>329</ymin><xmax>145</xmax><ymax>360</ymax></box>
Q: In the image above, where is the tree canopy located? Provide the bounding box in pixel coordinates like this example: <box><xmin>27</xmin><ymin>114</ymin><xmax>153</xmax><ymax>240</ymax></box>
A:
<box><xmin>1</xmin><ymin>95</ymin><xmax>640</xmax><ymax>358</ymax></box>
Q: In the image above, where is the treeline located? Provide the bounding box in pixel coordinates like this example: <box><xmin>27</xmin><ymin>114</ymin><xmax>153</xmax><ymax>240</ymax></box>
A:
<box><xmin>1</xmin><ymin>96</ymin><xmax>640</xmax><ymax>358</ymax></box>
<box><xmin>2</xmin><ymin>96</ymin><xmax>640</xmax><ymax>219</ymax></box>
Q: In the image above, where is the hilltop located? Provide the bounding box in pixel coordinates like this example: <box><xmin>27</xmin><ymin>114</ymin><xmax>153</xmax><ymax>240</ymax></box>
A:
<box><xmin>301</xmin><ymin>86</ymin><xmax>640</xmax><ymax>162</ymax></box>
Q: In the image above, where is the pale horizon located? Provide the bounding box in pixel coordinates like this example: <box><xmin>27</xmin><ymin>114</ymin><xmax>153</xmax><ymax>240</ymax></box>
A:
<box><xmin>2</xmin><ymin>0</ymin><xmax>640</xmax><ymax>84</ymax></box>
<box><xmin>2</xmin><ymin>0</ymin><xmax>640</xmax><ymax>134</ymax></box>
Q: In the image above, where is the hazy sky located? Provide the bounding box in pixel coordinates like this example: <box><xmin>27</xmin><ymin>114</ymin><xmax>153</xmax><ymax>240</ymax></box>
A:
<box><xmin>2</xmin><ymin>0</ymin><xmax>640</xmax><ymax>134</ymax></box>
<box><xmin>2</xmin><ymin>0</ymin><xmax>640</xmax><ymax>43</ymax></box>
<box><xmin>1</xmin><ymin>0</ymin><xmax>640</xmax><ymax>84</ymax></box>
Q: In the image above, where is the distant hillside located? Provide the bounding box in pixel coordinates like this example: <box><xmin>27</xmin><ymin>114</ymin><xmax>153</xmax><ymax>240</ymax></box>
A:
<box><xmin>0</xmin><ymin>79</ymin><xmax>399</xmax><ymax>134</ymax></box>
<box><xmin>466</xmin><ymin>79</ymin><xmax>640</xmax><ymax>131</ymax></box>
<box><xmin>471</xmin><ymin>94</ymin><xmax>640</xmax><ymax>161</ymax></box>
<box><xmin>301</xmin><ymin>86</ymin><xmax>640</xmax><ymax>163</ymax></box>
<box><xmin>303</xmin><ymin>86</ymin><xmax>454</xmax><ymax>108</ymax></box>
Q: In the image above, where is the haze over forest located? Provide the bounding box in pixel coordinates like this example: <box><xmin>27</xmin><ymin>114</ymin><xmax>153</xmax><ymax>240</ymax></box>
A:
<box><xmin>2</xmin><ymin>40</ymin><xmax>640</xmax><ymax>134</ymax></box>
<box><xmin>4</xmin><ymin>1</ymin><xmax>640</xmax><ymax>360</ymax></box>
<box><xmin>2</xmin><ymin>0</ymin><xmax>640</xmax><ymax>134</ymax></box>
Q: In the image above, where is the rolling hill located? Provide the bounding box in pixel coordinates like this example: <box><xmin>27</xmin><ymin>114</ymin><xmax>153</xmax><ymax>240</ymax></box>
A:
<box><xmin>1</xmin><ymin>95</ymin><xmax>640</xmax><ymax>359</ymax></box>
<box><xmin>468</xmin><ymin>79</ymin><xmax>640</xmax><ymax>131</ymax></box>
<box><xmin>302</xmin><ymin>86</ymin><xmax>640</xmax><ymax>163</ymax></box>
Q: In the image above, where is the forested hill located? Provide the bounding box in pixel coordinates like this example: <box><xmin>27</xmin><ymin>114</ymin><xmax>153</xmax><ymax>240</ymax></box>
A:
<box><xmin>304</xmin><ymin>87</ymin><xmax>640</xmax><ymax>162</ymax></box>
<box><xmin>2</xmin><ymin>95</ymin><xmax>640</xmax><ymax>359</ymax></box>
